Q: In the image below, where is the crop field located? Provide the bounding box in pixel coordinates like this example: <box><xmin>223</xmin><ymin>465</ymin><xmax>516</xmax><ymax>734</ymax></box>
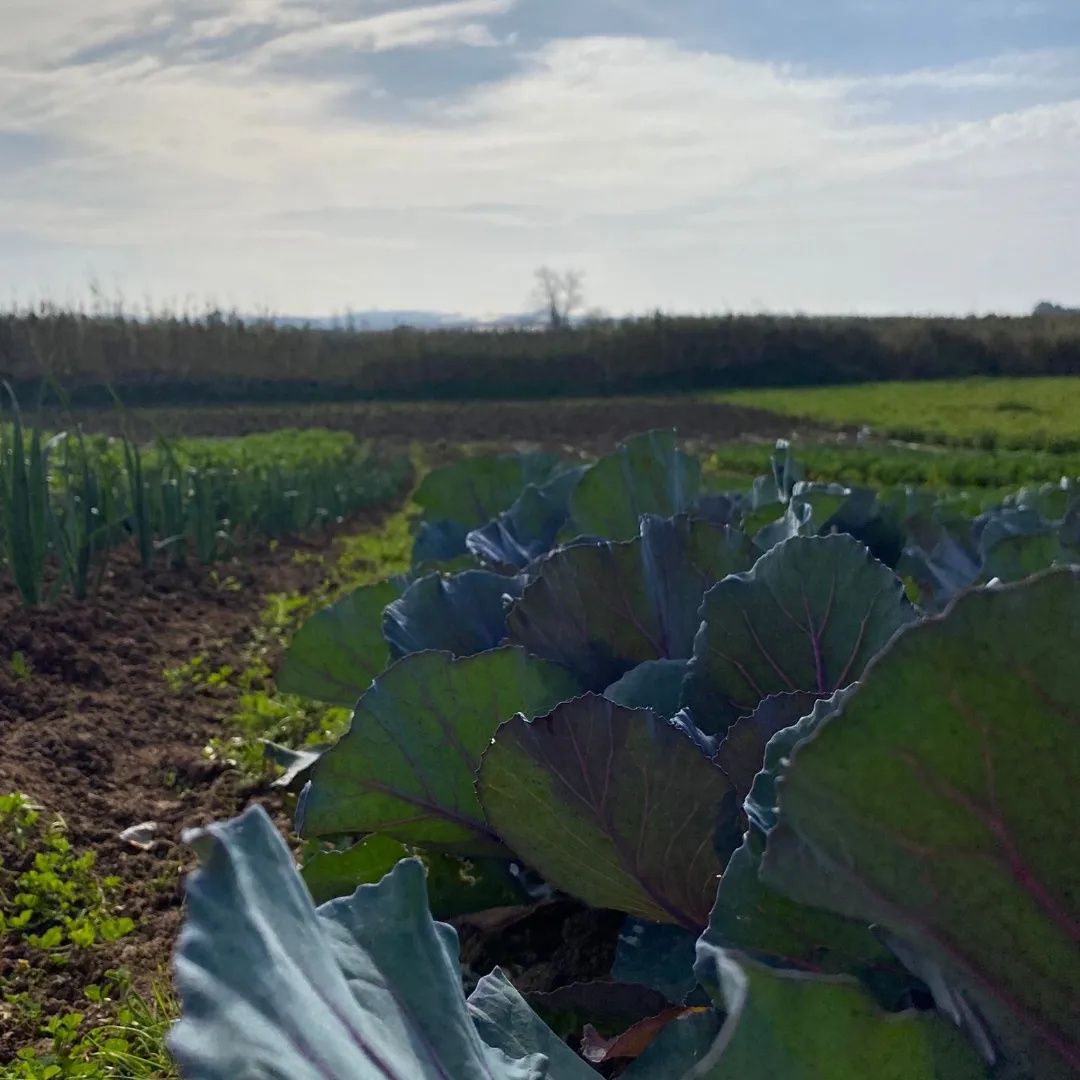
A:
<box><xmin>1</xmin><ymin>399</ymin><xmax>1078</xmax><ymax>1077</ymax></box>
<box><xmin>51</xmin><ymin>392</ymin><xmax>801</xmax><ymax>452</ymax></box>
<box><xmin>716</xmin><ymin>375</ymin><xmax>1080</xmax><ymax>451</ymax></box>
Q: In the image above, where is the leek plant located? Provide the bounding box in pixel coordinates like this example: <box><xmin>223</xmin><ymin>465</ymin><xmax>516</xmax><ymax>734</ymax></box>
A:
<box><xmin>121</xmin><ymin>433</ymin><xmax>154</xmax><ymax>569</ymax></box>
<box><xmin>50</xmin><ymin>431</ymin><xmax>118</xmax><ymax>600</ymax></box>
<box><xmin>0</xmin><ymin>387</ymin><xmax>411</xmax><ymax>606</ymax></box>
<box><xmin>0</xmin><ymin>383</ymin><xmax>53</xmax><ymax>605</ymax></box>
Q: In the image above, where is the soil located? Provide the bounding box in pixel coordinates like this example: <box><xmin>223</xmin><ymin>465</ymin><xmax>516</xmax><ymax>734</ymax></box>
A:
<box><xmin>0</xmin><ymin>538</ymin><xmax>340</xmax><ymax>1060</ymax></box>
<box><xmin>58</xmin><ymin>394</ymin><xmax>827</xmax><ymax>451</ymax></box>
<box><xmin>0</xmin><ymin>513</ymin><xmax>637</xmax><ymax>1063</ymax></box>
<box><xmin>0</xmin><ymin>403</ymin><xmax>801</xmax><ymax>1064</ymax></box>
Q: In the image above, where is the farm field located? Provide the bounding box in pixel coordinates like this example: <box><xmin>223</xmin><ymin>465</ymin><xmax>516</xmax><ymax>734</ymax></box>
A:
<box><xmin>49</xmin><ymin>376</ymin><xmax>1080</xmax><ymax>463</ymax></box>
<box><xmin>715</xmin><ymin>375</ymin><xmax>1080</xmax><ymax>451</ymax></box>
<box><xmin>53</xmin><ymin>393</ymin><xmax>802</xmax><ymax>451</ymax></box>
<box><xmin>705</xmin><ymin>439</ymin><xmax>1080</xmax><ymax>494</ymax></box>
<box><xmin>1</xmin><ymin>405</ymin><xmax>1078</xmax><ymax>1077</ymax></box>
<box><xmin>0</xmin><ymin>531</ymin><xmax>351</xmax><ymax>1071</ymax></box>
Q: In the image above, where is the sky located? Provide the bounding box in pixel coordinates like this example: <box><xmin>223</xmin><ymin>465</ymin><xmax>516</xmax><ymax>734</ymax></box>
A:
<box><xmin>2</xmin><ymin>1</ymin><xmax>1079</xmax><ymax>317</ymax></box>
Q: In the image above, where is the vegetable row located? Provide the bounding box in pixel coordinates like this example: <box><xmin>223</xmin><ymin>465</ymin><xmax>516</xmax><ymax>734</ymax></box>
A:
<box><xmin>172</xmin><ymin>432</ymin><xmax>1079</xmax><ymax>1079</ymax></box>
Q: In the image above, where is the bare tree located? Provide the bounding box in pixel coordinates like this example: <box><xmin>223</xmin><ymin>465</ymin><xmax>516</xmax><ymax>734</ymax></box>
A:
<box><xmin>532</xmin><ymin>267</ymin><xmax>585</xmax><ymax>329</ymax></box>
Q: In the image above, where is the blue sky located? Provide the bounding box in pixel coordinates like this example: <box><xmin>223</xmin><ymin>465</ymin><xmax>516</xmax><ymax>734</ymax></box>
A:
<box><xmin>1</xmin><ymin>1</ymin><xmax>1078</xmax><ymax>316</ymax></box>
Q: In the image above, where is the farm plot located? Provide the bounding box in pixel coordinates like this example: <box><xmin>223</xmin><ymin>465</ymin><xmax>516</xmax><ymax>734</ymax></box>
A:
<box><xmin>0</xmin><ymin>421</ymin><xmax>414</xmax><ymax>1070</ymax></box>
<box><xmin>0</xmin><ymin>393</ymin><xmax>411</xmax><ymax>606</ymax></box>
<box><xmin>3</xmin><ymin>427</ymin><xmax>1078</xmax><ymax>1077</ymax></box>
<box><xmin>0</xmin><ymin>535</ymin><xmax>350</xmax><ymax>1067</ymax></box>
<box><xmin>51</xmin><ymin>394</ymin><xmax>805</xmax><ymax>451</ymax></box>
<box><xmin>715</xmin><ymin>375</ymin><xmax>1080</xmax><ymax>451</ymax></box>
<box><xmin>177</xmin><ymin>434</ymin><xmax>1078</xmax><ymax>1079</ymax></box>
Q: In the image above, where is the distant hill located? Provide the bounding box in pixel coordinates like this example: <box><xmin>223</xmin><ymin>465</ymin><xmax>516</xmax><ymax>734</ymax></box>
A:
<box><xmin>1034</xmin><ymin>301</ymin><xmax>1080</xmax><ymax>317</ymax></box>
<box><xmin>269</xmin><ymin>310</ymin><xmax>536</xmax><ymax>331</ymax></box>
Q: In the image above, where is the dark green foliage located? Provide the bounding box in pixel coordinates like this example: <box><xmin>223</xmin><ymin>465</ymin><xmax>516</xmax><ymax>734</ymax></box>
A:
<box><xmin>507</xmin><ymin>514</ymin><xmax>755</xmax><ymax>689</ymax></box>
<box><xmin>0</xmin><ymin>395</ymin><xmax>412</xmax><ymax>605</ymax></box>
<box><xmin>178</xmin><ymin>434</ymin><xmax>1079</xmax><ymax>1078</ymax></box>
<box><xmin>478</xmin><ymin>696</ymin><xmax>739</xmax><ymax>930</ymax></box>
<box><xmin>764</xmin><ymin>570</ymin><xmax>1080</xmax><ymax>1077</ymax></box>
<box><xmin>4</xmin><ymin>310</ymin><xmax>1080</xmax><ymax>407</ymax></box>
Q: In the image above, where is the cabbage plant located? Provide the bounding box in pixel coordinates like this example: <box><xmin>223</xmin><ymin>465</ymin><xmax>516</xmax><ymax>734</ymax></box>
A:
<box><xmin>171</xmin><ymin>433</ymin><xmax>1079</xmax><ymax>1078</ymax></box>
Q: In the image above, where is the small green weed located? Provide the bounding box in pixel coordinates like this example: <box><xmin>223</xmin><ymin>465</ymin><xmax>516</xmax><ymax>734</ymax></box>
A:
<box><xmin>9</xmin><ymin>652</ymin><xmax>32</xmax><ymax>682</ymax></box>
<box><xmin>0</xmin><ymin>794</ymin><xmax>134</xmax><ymax>954</ymax></box>
<box><xmin>1</xmin><ymin>796</ymin><xmax>153</xmax><ymax>1073</ymax></box>
<box><xmin>161</xmin><ymin>654</ymin><xmax>233</xmax><ymax>693</ymax></box>
<box><xmin>6</xmin><ymin>971</ymin><xmax>178</xmax><ymax>1079</ymax></box>
<box><xmin>206</xmin><ymin>693</ymin><xmax>352</xmax><ymax>779</ymax></box>
<box><xmin>199</xmin><ymin>506</ymin><xmax>415</xmax><ymax>784</ymax></box>
<box><xmin>208</xmin><ymin>571</ymin><xmax>242</xmax><ymax>593</ymax></box>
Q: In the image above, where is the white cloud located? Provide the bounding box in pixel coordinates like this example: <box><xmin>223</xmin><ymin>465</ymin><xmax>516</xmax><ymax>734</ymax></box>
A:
<box><xmin>0</xmin><ymin>0</ymin><xmax>173</xmax><ymax>67</ymax></box>
<box><xmin>1</xmin><ymin>18</ymin><xmax>1078</xmax><ymax>314</ymax></box>
<box><xmin>248</xmin><ymin>0</ymin><xmax>516</xmax><ymax>60</ymax></box>
<box><xmin>182</xmin><ymin>2</ymin><xmax>323</xmax><ymax>45</ymax></box>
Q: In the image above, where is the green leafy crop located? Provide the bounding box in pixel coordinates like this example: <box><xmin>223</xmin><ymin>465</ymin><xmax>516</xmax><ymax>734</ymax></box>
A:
<box><xmin>0</xmin><ymin>385</ymin><xmax>413</xmax><ymax>607</ymax></box>
<box><xmin>0</xmin><ymin>794</ymin><xmax>134</xmax><ymax>954</ymax></box>
<box><xmin>168</xmin><ymin>433</ymin><xmax>1079</xmax><ymax>1078</ymax></box>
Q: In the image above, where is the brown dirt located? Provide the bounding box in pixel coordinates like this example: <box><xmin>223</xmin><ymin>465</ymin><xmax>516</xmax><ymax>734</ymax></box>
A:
<box><xmin>57</xmin><ymin>394</ymin><xmax>821</xmax><ymax>452</ymax></box>
<box><xmin>0</xmin><ymin>515</ymin><xmax>638</xmax><ymax>1063</ymax></box>
<box><xmin>0</xmin><ymin>538</ymin><xmax>339</xmax><ymax>1059</ymax></box>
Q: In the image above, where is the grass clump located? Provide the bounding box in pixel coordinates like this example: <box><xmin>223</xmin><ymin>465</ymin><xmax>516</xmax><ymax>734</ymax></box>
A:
<box><xmin>5</xmin><ymin>972</ymin><xmax>178</xmax><ymax>1079</ymax></box>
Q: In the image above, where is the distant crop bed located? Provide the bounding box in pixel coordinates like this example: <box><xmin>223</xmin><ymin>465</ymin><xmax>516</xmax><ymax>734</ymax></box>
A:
<box><xmin>704</xmin><ymin>440</ymin><xmax>1080</xmax><ymax>496</ymax></box>
<box><xmin>716</xmin><ymin>376</ymin><xmax>1080</xmax><ymax>452</ymax></box>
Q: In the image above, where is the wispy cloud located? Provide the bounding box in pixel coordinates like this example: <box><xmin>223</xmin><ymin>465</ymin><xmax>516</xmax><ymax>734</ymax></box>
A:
<box><xmin>249</xmin><ymin>0</ymin><xmax>516</xmax><ymax>60</ymax></box>
<box><xmin>1</xmin><ymin>0</ymin><xmax>172</xmax><ymax>67</ymax></box>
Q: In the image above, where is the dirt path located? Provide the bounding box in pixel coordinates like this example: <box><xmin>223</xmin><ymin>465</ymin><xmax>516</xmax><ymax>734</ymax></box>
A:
<box><xmin>0</xmin><ymin>538</ymin><xmax>342</xmax><ymax>1058</ymax></box>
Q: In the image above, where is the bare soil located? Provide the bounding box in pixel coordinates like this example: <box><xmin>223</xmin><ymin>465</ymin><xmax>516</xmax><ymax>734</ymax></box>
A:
<box><xmin>0</xmin><ymin>540</ymin><xmax>340</xmax><ymax>1059</ymax></box>
<box><xmin>58</xmin><ymin>394</ymin><xmax>821</xmax><ymax>451</ymax></box>
<box><xmin>0</xmin><ymin>518</ymin><xmax>629</xmax><ymax>1061</ymax></box>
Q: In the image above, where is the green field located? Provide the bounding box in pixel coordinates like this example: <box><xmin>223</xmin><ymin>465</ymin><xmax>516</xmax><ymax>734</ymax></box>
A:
<box><xmin>717</xmin><ymin>376</ymin><xmax>1080</xmax><ymax>451</ymax></box>
<box><xmin>703</xmin><ymin>440</ymin><xmax>1080</xmax><ymax>496</ymax></box>
<box><xmin>4</xmin><ymin>420</ymin><xmax>1079</xmax><ymax>1075</ymax></box>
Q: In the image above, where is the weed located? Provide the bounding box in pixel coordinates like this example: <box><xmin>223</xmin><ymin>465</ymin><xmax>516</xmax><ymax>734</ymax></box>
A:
<box><xmin>161</xmin><ymin>654</ymin><xmax>233</xmax><ymax>694</ymax></box>
<box><xmin>198</xmin><ymin>507</ymin><xmax>416</xmax><ymax>785</ymax></box>
<box><xmin>9</xmin><ymin>652</ymin><xmax>33</xmax><ymax>682</ymax></box>
<box><xmin>6</xmin><ymin>971</ymin><xmax>178</xmax><ymax>1079</ymax></box>
<box><xmin>0</xmin><ymin>794</ymin><xmax>134</xmax><ymax>954</ymax></box>
<box><xmin>208</xmin><ymin>572</ymin><xmax>242</xmax><ymax>593</ymax></box>
<box><xmin>1</xmin><ymin>797</ymin><xmax>151</xmax><ymax>1072</ymax></box>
